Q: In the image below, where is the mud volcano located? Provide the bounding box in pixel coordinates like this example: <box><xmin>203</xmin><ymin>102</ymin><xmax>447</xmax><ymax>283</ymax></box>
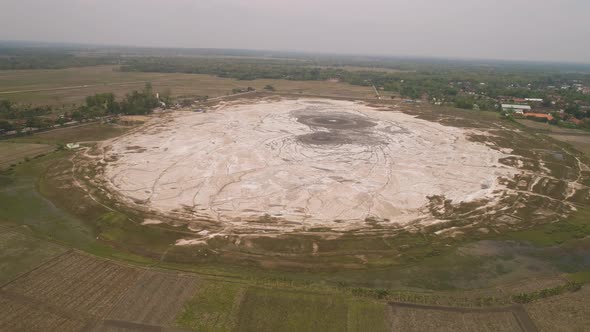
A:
<box><xmin>296</xmin><ymin>113</ymin><xmax>377</xmax><ymax>130</ymax></box>
<box><xmin>101</xmin><ymin>98</ymin><xmax>516</xmax><ymax>233</ymax></box>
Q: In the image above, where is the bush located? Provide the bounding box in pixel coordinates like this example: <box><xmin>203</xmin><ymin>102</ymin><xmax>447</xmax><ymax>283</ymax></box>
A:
<box><xmin>511</xmin><ymin>281</ymin><xmax>582</xmax><ymax>304</ymax></box>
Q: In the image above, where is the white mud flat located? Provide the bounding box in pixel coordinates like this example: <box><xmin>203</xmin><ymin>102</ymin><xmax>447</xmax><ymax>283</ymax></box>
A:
<box><xmin>102</xmin><ymin>98</ymin><xmax>516</xmax><ymax>233</ymax></box>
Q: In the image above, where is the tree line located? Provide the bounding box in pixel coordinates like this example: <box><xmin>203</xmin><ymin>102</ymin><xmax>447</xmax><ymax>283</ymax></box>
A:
<box><xmin>0</xmin><ymin>83</ymin><xmax>163</xmax><ymax>134</ymax></box>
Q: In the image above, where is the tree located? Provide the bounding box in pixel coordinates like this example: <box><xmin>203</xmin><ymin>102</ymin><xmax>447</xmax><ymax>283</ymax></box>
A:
<box><xmin>454</xmin><ymin>96</ymin><xmax>475</xmax><ymax>110</ymax></box>
<box><xmin>0</xmin><ymin>100</ymin><xmax>13</xmax><ymax>116</ymax></box>
<box><xmin>400</xmin><ymin>86</ymin><xmax>420</xmax><ymax>99</ymax></box>
<box><xmin>0</xmin><ymin>120</ymin><xmax>14</xmax><ymax>131</ymax></box>
<box><xmin>119</xmin><ymin>83</ymin><xmax>159</xmax><ymax>115</ymax></box>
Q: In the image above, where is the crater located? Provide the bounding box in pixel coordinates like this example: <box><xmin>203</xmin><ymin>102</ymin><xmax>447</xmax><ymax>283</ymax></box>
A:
<box><xmin>295</xmin><ymin>112</ymin><xmax>377</xmax><ymax>130</ymax></box>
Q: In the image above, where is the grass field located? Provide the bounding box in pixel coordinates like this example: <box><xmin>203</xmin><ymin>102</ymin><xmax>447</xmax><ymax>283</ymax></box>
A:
<box><xmin>515</xmin><ymin>119</ymin><xmax>589</xmax><ymax>135</ymax></box>
<box><xmin>507</xmin><ymin>208</ymin><xmax>590</xmax><ymax>247</ymax></box>
<box><xmin>389</xmin><ymin>303</ymin><xmax>527</xmax><ymax>331</ymax></box>
<box><xmin>515</xmin><ymin>119</ymin><xmax>590</xmax><ymax>155</ymax></box>
<box><xmin>106</xmin><ymin>270</ymin><xmax>198</xmax><ymax>326</ymax></box>
<box><xmin>548</xmin><ymin>134</ymin><xmax>590</xmax><ymax>155</ymax></box>
<box><xmin>4</xmin><ymin>251</ymin><xmax>142</xmax><ymax>317</ymax></box>
<box><xmin>236</xmin><ymin>288</ymin><xmax>349</xmax><ymax>331</ymax></box>
<box><xmin>5</xmin><ymin>123</ymin><xmax>131</xmax><ymax>145</ymax></box>
<box><xmin>0</xmin><ymin>65</ymin><xmax>377</xmax><ymax>106</ymax></box>
<box><xmin>176</xmin><ymin>281</ymin><xmax>388</xmax><ymax>332</ymax></box>
<box><xmin>0</xmin><ymin>224</ymin><xmax>587</xmax><ymax>331</ymax></box>
<box><xmin>0</xmin><ymin>142</ymin><xmax>54</xmax><ymax>169</ymax></box>
<box><xmin>177</xmin><ymin>280</ymin><xmax>245</xmax><ymax>331</ymax></box>
<box><xmin>525</xmin><ymin>286</ymin><xmax>590</xmax><ymax>331</ymax></box>
<box><xmin>0</xmin><ymin>229</ymin><xmax>67</xmax><ymax>285</ymax></box>
<box><xmin>236</xmin><ymin>288</ymin><xmax>386</xmax><ymax>332</ymax></box>
<box><xmin>0</xmin><ymin>294</ymin><xmax>87</xmax><ymax>332</ymax></box>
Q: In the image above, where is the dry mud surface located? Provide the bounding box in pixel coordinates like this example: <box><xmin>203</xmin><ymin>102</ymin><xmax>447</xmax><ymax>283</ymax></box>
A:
<box><xmin>100</xmin><ymin>98</ymin><xmax>520</xmax><ymax>233</ymax></box>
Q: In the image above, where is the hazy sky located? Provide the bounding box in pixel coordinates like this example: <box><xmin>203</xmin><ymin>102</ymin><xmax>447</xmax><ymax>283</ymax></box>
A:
<box><xmin>1</xmin><ymin>0</ymin><xmax>589</xmax><ymax>63</ymax></box>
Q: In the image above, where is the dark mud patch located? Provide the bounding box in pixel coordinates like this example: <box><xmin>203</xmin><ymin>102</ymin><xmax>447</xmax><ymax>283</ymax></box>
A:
<box><xmin>296</xmin><ymin>131</ymin><xmax>353</xmax><ymax>145</ymax></box>
<box><xmin>295</xmin><ymin>112</ymin><xmax>377</xmax><ymax>130</ymax></box>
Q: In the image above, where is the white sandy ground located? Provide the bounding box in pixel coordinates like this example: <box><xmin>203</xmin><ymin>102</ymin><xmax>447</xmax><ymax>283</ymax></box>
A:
<box><xmin>102</xmin><ymin>98</ymin><xmax>517</xmax><ymax>233</ymax></box>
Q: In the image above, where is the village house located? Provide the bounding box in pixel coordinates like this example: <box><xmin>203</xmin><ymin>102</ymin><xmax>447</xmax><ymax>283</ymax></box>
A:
<box><xmin>502</xmin><ymin>104</ymin><xmax>531</xmax><ymax>114</ymax></box>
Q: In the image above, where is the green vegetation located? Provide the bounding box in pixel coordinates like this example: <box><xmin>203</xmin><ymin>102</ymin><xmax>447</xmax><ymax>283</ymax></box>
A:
<box><xmin>511</xmin><ymin>282</ymin><xmax>582</xmax><ymax>304</ymax></box>
<box><xmin>0</xmin><ymin>229</ymin><xmax>67</xmax><ymax>284</ymax></box>
<box><xmin>236</xmin><ymin>288</ymin><xmax>348</xmax><ymax>331</ymax></box>
<box><xmin>507</xmin><ymin>208</ymin><xmax>590</xmax><ymax>246</ymax></box>
<box><xmin>95</xmin><ymin>211</ymin><xmax>181</xmax><ymax>255</ymax></box>
<box><xmin>119</xmin><ymin>56</ymin><xmax>590</xmax><ymax>124</ymax></box>
<box><xmin>0</xmin><ymin>52</ymin><xmax>117</xmax><ymax>70</ymax></box>
<box><xmin>177</xmin><ymin>281</ymin><xmax>244</xmax><ymax>331</ymax></box>
<box><xmin>235</xmin><ymin>287</ymin><xmax>386</xmax><ymax>332</ymax></box>
<box><xmin>567</xmin><ymin>270</ymin><xmax>590</xmax><ymax>283</ymax></box>
<box><xmin>6</xmin><ymin>123</ymin><xmax>129</xmax><ymax>145</ymax></box>
<box><xmin>2</xmin><ymin>45</ymin><xmax>590</xmax><ymax>126</ymax></box>
<box><xmin>0</xmin><ymin>142</ymin><xmax>54</xmax><ymax>169</ymax></box>
<box><xmin>0</xmin><ymin>82</ymin><xmax>161</xmax><ymax>135</ymax></box>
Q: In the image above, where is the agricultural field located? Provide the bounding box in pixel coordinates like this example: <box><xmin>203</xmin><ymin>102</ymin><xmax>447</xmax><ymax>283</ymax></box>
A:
<box><xmin>0</xmin><ymin>220</ymin><xmax>588</xmax><ymax>331</ymax></box>
<box><xmin>0</xmin><ymin>142</ymin><xmax>54</xmax><ymax>169</ymax></box>
<box><xmin>525</xmin><ymin>286</ymin><xmax>590</xmax><ymax>331</ymax></box>
<box><xmin>106</xmin><ymin>271</ymin><xmax>198</xmax><ymax>327</ymax></box>
<box><xmin>515</xmin><ymin>119</ymin><xmax>589</xmax><ymax>135</ymax></box>
<box><xmin>5</xmin><ymin>122</ymin><xmax>131</xmax><ymax>145</ymax></box>
<box><xmin>0</xmin><ymin>244</ymin><xmax>195</xmax><ymax>332</ymax></box>
<box><xmin>0</xmin><ymin>228</ymin><xmax>67</xmax><ymax>285</ymax></box>
<box><xmin>388</xmin><ymin>302</ymin><xmax>533</xmax><ymax>332</ymax></box>
<box><xmin>0</xmin><ymin>294</ymin><xmax>88</xmax><ymax>332</ymax></box>
<box><xmin>0</xmin><ymin>65</ymin><xmax>376</xmax><ymax>107</ymax></box>
<box><xmin>515</xmin><ymin>119</ymin><xmax>590</xmax><ymax>155</ymax></box>
<box><xmin>176</xmin><ymin>280</ymin><xmax>245</xmax><ymax>331</ymax></box>
<box><xmin>235</xmin><ymin>288</ymin><xmax>387</xmax><ymax>332</ymax></box>
<box><xmin>547</xmin><ymin>133</ymin><xmax>590</xmax><ymax>156</ymax></box>
<box><xmin>3</xmin><ymin>251</ymin><xmax>142</xmax><ymax>317</ymax></box>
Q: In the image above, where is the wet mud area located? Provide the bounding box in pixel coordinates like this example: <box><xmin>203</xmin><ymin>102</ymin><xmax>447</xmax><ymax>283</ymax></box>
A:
<box><xmin>295</xmin><ymin>111</ymin><xmax>381</xmax><ymax>146</ymax></box>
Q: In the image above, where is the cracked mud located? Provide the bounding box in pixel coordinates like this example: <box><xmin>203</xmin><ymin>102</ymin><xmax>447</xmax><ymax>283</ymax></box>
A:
<box><xmin>102</xmin><ymin>98</ymin><xmax>518</xmax><ymax>232</ymax></box>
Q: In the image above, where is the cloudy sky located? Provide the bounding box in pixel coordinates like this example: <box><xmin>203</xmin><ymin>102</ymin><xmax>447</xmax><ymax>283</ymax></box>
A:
<box><xmin>1</xmin><ymin>0</ymin><xmax>589</xmax><ymax>63</ymax></box>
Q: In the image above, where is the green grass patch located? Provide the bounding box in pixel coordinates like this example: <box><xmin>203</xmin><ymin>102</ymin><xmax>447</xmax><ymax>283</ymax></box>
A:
<box><xmin>0</xmin><ymin>229</ymin><xmax>67</xmax><ymax>284</ymax></box>
<box><xmin>346</xmin><ymin>300</ymin><xmax>388</xmax><ymax>332</ymax></box>
<box><xmin>236</xmin><ymin>288</ymin><xmax>348</xmax><ymax>332</ymax></box>
<box><xmin>566</xmin><ymin>270</ymin><xmax>590</xmax><ymax>284</ymax></box>
<box><xmin>176</xmin><ymin>280</ymin><xmax>245</xmax><ymax>331</ymax></box>
<box><xmin>511</xmin><ymin>281</ymin><xmax>582</xmax><ymax>304</ymax></box>
<box><xmin>0</xmin><ymin>175</ymin><xmax>97</xmax><ymax>248</ymax></box>
<box><xmin>507</xmin><ymin>208</ymin><xmax>590</xmax><ymax>246</ymax></box>
<box><xmin>235</xmin><ymin>287</ymin><xmax>387</xmax><ymax>332</ymax></box>
<box><xmin>6</xmin><ymin>123</ymin><xmax>129</xmax><ymax>145</ymax></box>
<box><xmin>96</xmin><ymin>211</ymin><xmax>180</xmax><ymax>253</ymax></box>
